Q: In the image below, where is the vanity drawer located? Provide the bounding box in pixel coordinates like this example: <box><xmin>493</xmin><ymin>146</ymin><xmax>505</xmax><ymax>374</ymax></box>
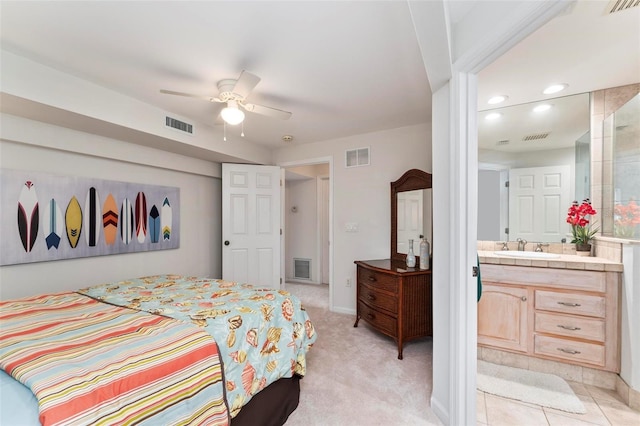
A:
<box><xmin>358</xmin><ymin>301</ymin><xmax>397</xmax><ymax>337</ymax></box>
<box><xmin>358</xmin><ymin>269</ymin><xmax>397</xmax><ymax>294</ymax></box>
<box><xmin>534</xmin><ymin>311</ymin><xmax>605</xmax><ymax>342</ymax></box>
<box><xmin>534</xmin><ymin>335</ymin><xmax>605</xmax><ymax>367</ymax></box>
<box><xmin>359</xmin><ymin>283</ymin><xmax>398</xmax><ymax>314</ymax></box>
<box><xmin>535</xmin><ymin>290</ymin><xmax>605</xmax><ymax>318</ymax></box>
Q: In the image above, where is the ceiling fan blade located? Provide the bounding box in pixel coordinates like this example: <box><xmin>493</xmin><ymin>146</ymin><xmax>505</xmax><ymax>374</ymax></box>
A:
<box><xmin>159</xmin><ymin>89</ymin><xmax>221</xmax><ymax>102</ymax></box>
<box><xmin>243</xmin><ymin>103</ymin><xmax>292</xmax><ymax>120</ymax></box>
<box><xmin>232</xmin><ymin>70</ymin><xmax>261</xmax><ymax>99</ymax></box>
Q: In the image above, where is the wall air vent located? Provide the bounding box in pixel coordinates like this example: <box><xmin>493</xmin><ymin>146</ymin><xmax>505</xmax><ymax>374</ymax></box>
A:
<box><xmin>345</xmin><ymin>147</ymin><xmax>370</xmax><ymax>168</ymax></box>
<box><xmin>496</xmin><ymin>140</ymin><xmax>510</xmax><ymax>146</ymax></box>
<box><xmin>607</xmin><ymin>0</ymin><xmax>639</xmax><ymax>14</ymax></box>
<box><xmin>294</xmin><ymin>258</ymin><xmax>311</xmax><ymax>280</ymax></box>
<box><xmin>522</xmin><ymin>132</ymin><xmax>550</xmax><ymax>142</ymax></box>
<box><xmin>165</xmin><ymin>116</ymin><xmax>194</xmax><ymax>135</ymax></box>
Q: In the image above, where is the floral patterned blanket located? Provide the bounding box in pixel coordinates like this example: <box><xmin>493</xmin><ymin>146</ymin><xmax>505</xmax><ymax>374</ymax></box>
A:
<box><xmin>79</xmin><ymin>275</ymin><xmax>316</xmax><ymax>418</ymax></box>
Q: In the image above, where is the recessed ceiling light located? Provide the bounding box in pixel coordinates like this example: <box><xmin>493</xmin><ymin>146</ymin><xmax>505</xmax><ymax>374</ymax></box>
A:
<box><xmin>543</xmin><ymin>84</ymin><xmax>568</xmax><ymax>95</ymax></box>
<box><xmin>485</xmin><ymin>112</ymin><xmax>502</xmax><ymax>120</ymax></box>
<box><xmin>488</xmin><ymin>95</ymin><xmax>508</xmax><ymax>105</ymax></box>
<box><xmin>533</xmin><ymin>104</ymin><xmax>552</xmax><ymax>112</ymax></box>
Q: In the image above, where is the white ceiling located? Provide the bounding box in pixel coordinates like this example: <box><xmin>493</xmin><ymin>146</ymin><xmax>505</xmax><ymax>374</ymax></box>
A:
<box><xmin>0</xmin><ymin>1</ymin><xmax>638</xmax><ymax>153</ymax></box>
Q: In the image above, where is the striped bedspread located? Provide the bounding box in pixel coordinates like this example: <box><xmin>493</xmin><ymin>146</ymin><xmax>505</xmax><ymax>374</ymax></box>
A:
<box><xmin>0</xmin><ymin>292</ymin><xmax>229</xmax><ymax>426</ymax></box>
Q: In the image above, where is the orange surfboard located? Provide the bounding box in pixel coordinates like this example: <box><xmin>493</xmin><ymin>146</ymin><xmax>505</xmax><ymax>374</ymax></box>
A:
<box><xmin>102</xmin><ymin>193</ymin><xmax>118</xmax><ymax>245</ymax></box>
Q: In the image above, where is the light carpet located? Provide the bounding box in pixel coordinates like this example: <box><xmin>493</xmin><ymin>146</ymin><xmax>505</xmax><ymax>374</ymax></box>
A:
<box><xmin>284</xmin><ymin>282</ymin><xmax>442</xmax><ymax>425</ymax></box>
<box><xmin>477</xmin><ymin>360</ymin><xmax>586</xmax><ymax>414</ymax></box>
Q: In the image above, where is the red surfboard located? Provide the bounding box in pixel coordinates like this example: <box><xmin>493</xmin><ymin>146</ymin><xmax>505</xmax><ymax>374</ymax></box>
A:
<box><xmin>135</xmin><ymin>192</ymin><xmax>147</xmax><ymax>243</ymax></box>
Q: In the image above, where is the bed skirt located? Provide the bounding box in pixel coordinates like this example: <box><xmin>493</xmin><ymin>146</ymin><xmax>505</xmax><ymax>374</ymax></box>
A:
<box><xmin>231</xmin><ymin>375</ymin><xmax>301</xmax><ymax>426</ymax></box>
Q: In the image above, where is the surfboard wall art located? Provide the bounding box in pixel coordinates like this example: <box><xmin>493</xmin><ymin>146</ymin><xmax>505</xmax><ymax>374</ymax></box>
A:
<box><xmin>84</xmin><ymin>187</ymin><xmax>101</xmax><ymax>247</ymax></box>
<box><xmin>17</xmin><ymin>180</ymin><xmax>39</xmax><ymax>252</ymax></box>
<box><xmin>149</xmin><ymin>205</ymin><xmax>160</xmax><ymax>244</ymax></box>
<box><xmin>102</xmin><ymin>194</ymin><xmax>119</xmax><ymax>246</ymax></box>
<box><xmin>135</xmin><ymin>192</ymin><xmax>147</xmax><ymax>244</ymax></box>
<box><xmin>43</xmin><ymin>198</ymin><xmax>63</xmax><ymax>250</ymax></box>
<box><xmin>1</xmin><ymin>169</ymin><xmax>180</xmax><ymax>266</ymax></box>
<box><xmin>120</xmin><ymin>198</ymin><xmax>134</xmax><ymax>245</ymax></box>
<box><xmin>65</xmin><ymin>196</ymin><xmax>83</xmax><ymax>248</ymax></box>
<box><xmin>161</xmin><ymin>197</ymin><xmax>172</xmax><ymax>241</ymax></box>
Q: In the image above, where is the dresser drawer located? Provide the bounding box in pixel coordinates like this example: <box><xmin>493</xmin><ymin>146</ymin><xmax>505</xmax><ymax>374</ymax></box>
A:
<box><xmin>358</xmin><ymin>268</ymin><xmax>397</xmax><ymax>294</ymax></box>
<box><xmin>359</xmin><ymin>283</ymin><xmax>397</xmax><ymax>314</ymax></box>
<box><xmin>535</xmin><ymin>290</ymin><xmax>605</xmax><ymax>318</ymax></box>
<box><xmin>534</xmin><ymin>335</ymin><xmax>605</xmax><ymax>367</ymax></box>
<box><xmin>358</xmin><ymin>301</ymin><xmax>397</xmax><ymax>337</ymax></box>
<box><xmin>534</xmin><ymin>311</ymin><xmax>605</xmax><ymax>342</ymax></box>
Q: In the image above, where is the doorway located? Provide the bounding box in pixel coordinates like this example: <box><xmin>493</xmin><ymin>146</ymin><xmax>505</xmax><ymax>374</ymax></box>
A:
<box><xmin>279</xmin><ymin>158</ymin><xmax>333</xmax><ymax>306</ymax></box>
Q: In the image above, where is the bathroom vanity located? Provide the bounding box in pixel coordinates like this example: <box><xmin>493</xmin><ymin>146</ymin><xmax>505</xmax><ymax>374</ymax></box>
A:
<box><xmin>477</xmin><ymin>252</ymin><xmax>622</xmax><ymax>372</ymax></box>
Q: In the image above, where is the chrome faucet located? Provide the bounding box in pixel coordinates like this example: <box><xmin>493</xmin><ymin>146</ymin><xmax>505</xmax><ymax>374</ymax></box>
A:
<box><xmin>535</xmin><ymin>243</ymin><xmax>549</xmax><ymax>252</ymax></box>
<box><xmin>516</xmin><ymin>238</ymin><xmax>527</xmax><ymax>251</ymax></box>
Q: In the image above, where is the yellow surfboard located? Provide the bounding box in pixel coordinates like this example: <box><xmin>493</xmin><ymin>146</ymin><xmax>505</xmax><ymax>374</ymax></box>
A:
<box><xmin>65</xmin><ymin>196</ymin><xmax>83</xmax><ymax>248</ymax></box>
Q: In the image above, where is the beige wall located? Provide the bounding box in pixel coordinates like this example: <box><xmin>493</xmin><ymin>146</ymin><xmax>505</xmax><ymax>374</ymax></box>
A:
<box><xmin>274</xmin><ymin>123</ymin><xmax>432</xmax><ymax>314</ymax></box>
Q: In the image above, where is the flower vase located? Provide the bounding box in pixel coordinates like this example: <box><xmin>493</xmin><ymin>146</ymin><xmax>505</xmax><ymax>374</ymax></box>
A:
<box><xmin>406</xmin><ymin>239</ymin><xmax>416</xmax><ymax>268</ymax></box>
<box><xmin>576</xmin><ymin>243</ymin><xmax>592</xmax><ymax>256</ymax></box>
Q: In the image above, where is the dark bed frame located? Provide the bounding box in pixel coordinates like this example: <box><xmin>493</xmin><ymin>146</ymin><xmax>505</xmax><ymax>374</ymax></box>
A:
<box><xmin>231</xmin><ymin>376</ymin><xmax>301</xmax><ymax>426</ymax></box>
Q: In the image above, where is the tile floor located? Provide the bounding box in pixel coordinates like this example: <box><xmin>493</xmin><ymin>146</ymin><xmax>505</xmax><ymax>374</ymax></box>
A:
<box><xmin>477</xmin><ymin>381</ymin><xmax>640</xmax><ymax>425</ymax></box>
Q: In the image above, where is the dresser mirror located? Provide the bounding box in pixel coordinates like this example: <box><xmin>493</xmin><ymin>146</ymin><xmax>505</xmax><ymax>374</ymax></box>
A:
<box><xmin>390</xmin><ymin>169</ymin><xmax>433</xmax><ymax>262</ymax></box>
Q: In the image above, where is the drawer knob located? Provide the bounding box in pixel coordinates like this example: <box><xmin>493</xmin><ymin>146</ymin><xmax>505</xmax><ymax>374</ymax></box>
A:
<box><xmin>367</xmin><ymin>294</ymin><xmax>376</xmax><ymax>301</ymax></box>
<box><xmin>557</xmin><ymin>301</ymin><xmax>581</xmax><ymax>307</ymax></box>
<box><xmin>557</xmin><ymin>324</ymin><xmax>581</xmax><ymax>331</ymax></box>
<box><xmin>557</xmin><ymin>348</ymin><xmax>581</xmax><ymax>355</ymax></box>
<box><xmin>366</xmin><ymin>313</ymin><xmax>375</xmax><ymax>320</ymax></box>
<box><xmin>521</xmin><ymin>296</ymin><xmax>527</xmax><ymax>302</ymax></box>
<box><xmin>368</xmin><ymin>276</ymin><xmax>377</xmax><ymax>282</ymax></box>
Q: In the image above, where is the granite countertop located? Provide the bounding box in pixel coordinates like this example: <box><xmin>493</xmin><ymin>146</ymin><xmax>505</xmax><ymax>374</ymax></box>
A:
<box><xmin>478</xmin><ymin>250</ymin><xmax>623</xmax><ymax>272</ymax></box>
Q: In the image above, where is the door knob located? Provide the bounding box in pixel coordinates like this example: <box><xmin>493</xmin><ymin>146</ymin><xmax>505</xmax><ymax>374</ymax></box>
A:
<box><xmin>224</xmin><ymin>240</ymin><xmax>230</xmax><ymax>246</ymax></box>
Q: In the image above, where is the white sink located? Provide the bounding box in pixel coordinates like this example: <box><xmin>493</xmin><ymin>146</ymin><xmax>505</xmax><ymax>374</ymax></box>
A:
<box><xmin>493</xmin><ymin>251</ymin><xmax>560</xmax><ymax>259</ymax></box>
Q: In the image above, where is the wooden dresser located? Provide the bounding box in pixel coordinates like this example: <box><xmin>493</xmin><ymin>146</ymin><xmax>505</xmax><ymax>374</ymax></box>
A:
<box><xmin>353</xmin><ymin>259</ymin><xmax>432</xmax><ymax>359</ymax></box>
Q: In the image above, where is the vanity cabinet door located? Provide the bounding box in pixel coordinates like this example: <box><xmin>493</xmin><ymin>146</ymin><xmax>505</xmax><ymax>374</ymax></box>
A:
<box><xmin>478</xmin><ymin>283</ymin><xmax>529</xmax><ymax>353</ymax></box>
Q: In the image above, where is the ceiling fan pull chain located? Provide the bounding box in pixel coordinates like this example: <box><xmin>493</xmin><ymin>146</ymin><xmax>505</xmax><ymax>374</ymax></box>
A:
<box><xmin>223</xmin><ymin>122</ymin><xmax>227</xmax><ymax>142</ymax></box>
<box><xmin>241</xmin><ymin>121</ymin><xmax>245</xmax><ymax>138</ymax></box>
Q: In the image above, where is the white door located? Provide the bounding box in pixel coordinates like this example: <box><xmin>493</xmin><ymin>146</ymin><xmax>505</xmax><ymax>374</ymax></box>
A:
<box><xmin>396</xmin><ymin>189</ymin><xmax>424</xmax><ymax>253</ymax></box>
<box><xmin>509</xmin><ymin>165</ymin><xmax>571</xmax><ymax>243</ymax></box>
<box><xmin>222</xmin><ymin>163</ymin><xmax>281</xmax><ymax>289</ymax></box>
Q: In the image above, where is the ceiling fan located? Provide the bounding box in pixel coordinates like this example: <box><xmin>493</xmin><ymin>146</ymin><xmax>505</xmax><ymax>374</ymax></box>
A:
<box><xmin>160</xmin><ymin>70</ymin><xmax>292</xmax><ymax>126</ymax></box>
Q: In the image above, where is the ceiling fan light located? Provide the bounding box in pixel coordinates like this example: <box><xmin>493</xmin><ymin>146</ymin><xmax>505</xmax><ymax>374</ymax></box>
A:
<box><xmin>221</xmin><ymin>100</ymin><xmax>245</xmax><ymax>125</ymax></box>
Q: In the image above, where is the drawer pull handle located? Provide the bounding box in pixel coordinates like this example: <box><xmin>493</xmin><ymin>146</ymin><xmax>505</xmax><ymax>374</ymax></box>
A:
<box><xmin>557</xmin><ymin>302</ymin><xmax>581</xmax><ymax>307</ymax></box>
<box><xmin>368</xmin><ymin>276</ymin><xmax>377</xmax><ymax>282</ymax></box>
<box><xmin>557</xmin><ymin>348</ymin><xmax>581</xmax><ymax>355</ymax></box>
<box><xmin>557</xmin><ymin>325</ymin><xmax>581</xmax><ymax>331</ymax></box>
<box><xmin>366</xmin><ymin>313</ymin><xmax>375</xmax><ymax>320</ymax></box>
<box><xmin>367</xmin><ymin>294</ymin><xmax>376</xmax><ymax>301</ymax></box>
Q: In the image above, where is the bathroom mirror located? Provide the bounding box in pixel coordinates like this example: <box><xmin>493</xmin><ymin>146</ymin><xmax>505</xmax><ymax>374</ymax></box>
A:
<box><xmin>391</xmin><ymin>169</ymin><xmax>432</xmax><ymax>261</ymax></box>
<box><xmin>477</xmin><ymin>92</ymin><xmax>590</xmax><ymax>243</ymax></box>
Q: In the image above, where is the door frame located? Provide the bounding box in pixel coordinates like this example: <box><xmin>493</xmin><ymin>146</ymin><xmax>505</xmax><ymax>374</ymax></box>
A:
<box><xmin>278</xmin><ymin>157</ymin><xmax>334</xmax><ymax>307</ymax></box>
<box><xmin>317</xmin><ymin>175</ymin><xmax>330</xmax><ymax>285</ymax></box>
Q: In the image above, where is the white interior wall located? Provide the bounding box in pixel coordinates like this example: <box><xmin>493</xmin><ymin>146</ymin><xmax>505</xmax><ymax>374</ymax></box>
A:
<box><xmin>285</xmin><ymin>178</ymin><xmax>319</xmax><ymax>283</ymax></box>
<box><xmin>274</xmin><ymin>123</ymin><xmax>431</xmax><ymax>314</ymax></box>
<box><xmin>0</xmin><ymin>114</ymin><xmax>222</xmax><ymax>300</ymax></box>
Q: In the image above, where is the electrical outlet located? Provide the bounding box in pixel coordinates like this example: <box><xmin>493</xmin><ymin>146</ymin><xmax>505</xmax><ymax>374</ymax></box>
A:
<box><xmin>346</xmin><ymin>278</ymin><xmax>351</xmax><ymax>287</ymax></box>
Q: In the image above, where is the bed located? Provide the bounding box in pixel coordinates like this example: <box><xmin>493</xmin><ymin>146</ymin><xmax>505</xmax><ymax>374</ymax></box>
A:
<box><xmin>0</xmin><ymin>275</ymin><xmax>317</xmax><ymax>425</ymax></box>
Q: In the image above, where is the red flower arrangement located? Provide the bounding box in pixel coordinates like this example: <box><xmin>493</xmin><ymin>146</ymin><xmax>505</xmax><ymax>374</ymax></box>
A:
<box><xmin>566</xmin><ymin>199</ymin><xmax>598</xmax><ymax>245</ymax></box>
<box><xmin>614</xmin><ymin>199</ymin><xmax>640</xmax><ymax>238</ymax></box>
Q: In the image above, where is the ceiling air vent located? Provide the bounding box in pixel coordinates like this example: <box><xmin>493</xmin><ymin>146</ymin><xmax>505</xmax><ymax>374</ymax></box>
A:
<box><xmin>496</xmin><ymin>140</ymin><xmax>510</xmax><ymax>146</ymax></box>
<box><xmin>606</xmin><ymin>0</ymin><xmax>639</xmax><ymax>14</ymax></box>
<box><xmin>345</xmin><ymin>147</ymin><xmax>370</xmax><ymax>168</ymax></box>
<box><xmin>522</xmin><ymin>132</ymin><xmax>550</xmax><ymax>142</ymax></box>
<box><xmin>165</xmin><ymin>116</ymin><xmax>194</xmax><ymax>135</ymax></box>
